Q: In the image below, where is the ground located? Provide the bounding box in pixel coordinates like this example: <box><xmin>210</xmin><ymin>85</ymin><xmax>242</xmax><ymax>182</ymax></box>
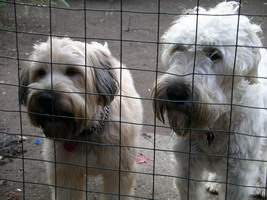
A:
<box><xmin>0</xmin><ymin>0</ymin><xmax>267</xmax><ymax>199</ymax></box>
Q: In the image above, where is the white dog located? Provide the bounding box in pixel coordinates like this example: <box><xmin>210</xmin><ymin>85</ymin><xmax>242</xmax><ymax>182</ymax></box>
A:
<box><xmin>152</xmin><ymin>2</ymin><xmax>267</xmax><ymax>200</ymax></box>
<box><xmin>19</xmin><ymin>37</ymin><xmax>143</xmax><ymax>200</ymax></box>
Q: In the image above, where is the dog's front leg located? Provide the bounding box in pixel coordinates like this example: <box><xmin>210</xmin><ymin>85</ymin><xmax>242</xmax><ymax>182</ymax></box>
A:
<box><xmin>47</xmin><ymin>163</ymin><xmax>86</xmax><ymax>200</ymax></box>
<box><xmin>101</xmin><ymin>170</ymin><xmax>135</xmax><ymax>200</ymax></box>
<box><xmin>252</xmin><ymin>161</ymin><xmax>267</xmax><ymax>198</ymax></box>
<box><xmin>175</xmin><ymin>153</ymin><xmax>206</xmax><ymax>200</ymax></box>
<box><xmin>174</xmin><ymin>135</ymin><xmax>210</xmax><ymax>200</ymax></box>
<box><xmin>221</xmin><ymin>159</ymin><xmax>254</xmax><ymax>200</ymax></box>
<box><xmin>175</xmin><ymin>153</ymin><xmax>190</xmax><ymax>199</ymax></box>
<box><xmin>43</xmin><ymin>141</ymin><xmax>87</xmax><ymax>200</ymax></box>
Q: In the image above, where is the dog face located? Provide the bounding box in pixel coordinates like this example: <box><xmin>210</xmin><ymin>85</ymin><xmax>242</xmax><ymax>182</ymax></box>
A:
<box><xmin>152</xmin><ymin>2</ymin><xmax>262</xmax><ymax>136</ymax></box>
<box><xmin>19</xmin><ymin>38</ymin><xmax>118</xmax><ymax>139</ymax></box>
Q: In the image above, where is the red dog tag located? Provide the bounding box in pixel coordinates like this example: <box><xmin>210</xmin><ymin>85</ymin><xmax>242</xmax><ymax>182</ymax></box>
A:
<box><xmin>63</xmin><ymin>141</ymin><xmax>78</xmax><ymax>152</ymax></box>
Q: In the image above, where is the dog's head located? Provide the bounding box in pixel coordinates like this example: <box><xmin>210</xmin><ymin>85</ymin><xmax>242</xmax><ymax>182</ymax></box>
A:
<box><xmin>152</xmin><ymin>1</ymin><xmax>263</xmax><ymax>135</ymax></box>
<box><xmin>19</xmin><ymin>37</ymin><xmax>118</xmax><ymax>139</ymax></box>
<box><xmin>161</xmin><ymin>1</ymin><xmax>262</xmax><ymax>84</ymax></box>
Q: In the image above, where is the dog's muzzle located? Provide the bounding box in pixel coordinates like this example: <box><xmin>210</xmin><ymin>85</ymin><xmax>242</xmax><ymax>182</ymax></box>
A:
<box><xmin>37</xmin><ymin>91</ymin><xmax>73</xmax><ymax>121</ymax></box>
<box><xmin>27</xmin><ymin>90</ymin><xmax>76</xmax><ymax>139</ymax></box>
<box><xmin>37</xmin><ymin>92</ymin><xmax>55</xmax><ymax>112</ymax></box>
<box><xmin>166</xmin><ymin>83</ymin><xmax>190</xmax><ymax>105</ymax></box>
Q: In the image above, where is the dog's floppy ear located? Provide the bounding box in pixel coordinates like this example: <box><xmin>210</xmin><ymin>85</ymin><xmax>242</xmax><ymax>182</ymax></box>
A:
<box><xmin>94</xmin><ymin>62</ymin><xmax>118</xmax><ymax>106</ymax></box>
<box><xmin>246</xmin><ymin>48</ymin><xmax>261</xmax><ymax>84</ymax></box>
<box><xmin>243</xmin><ymin>22</ymin><xmax>262</xmax><ymax>84</ymax></box>
<box><xmin>88</xmin><ymin>42</ymin><xmax>118</xmax><ymax>106</ymax></box>
<box><xmin>18</xmin><ymin>66</ymin><xmax>30</xmax><ymax>105</ymax></box>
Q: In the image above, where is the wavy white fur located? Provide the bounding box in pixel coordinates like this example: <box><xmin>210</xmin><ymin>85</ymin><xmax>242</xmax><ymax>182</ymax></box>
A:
<box><xmin>152</xmin><ymin>2</ymin><xmax>267</xmax><ymax>200</ymax></box>
<box><xmin>19</xmin><ymin>37</ymin><xmax>143</xmax><ymax>200</ymax></box>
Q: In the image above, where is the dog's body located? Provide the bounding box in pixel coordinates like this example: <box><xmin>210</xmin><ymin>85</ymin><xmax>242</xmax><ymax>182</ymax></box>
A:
<box><xmin>19</xmin><ymin>37</ymin><xmax>143</xmax><ymax>200</ymax></box>
<box><xmin>152</xmin><ymin>2</ymin><xmax>267</xmax><ymax>200</ymax></box>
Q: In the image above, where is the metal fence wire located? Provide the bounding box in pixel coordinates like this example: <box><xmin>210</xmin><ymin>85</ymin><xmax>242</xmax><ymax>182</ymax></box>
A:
<box><xmin>0</xmin><ymin>0</ymin><xmax>267</xmax><ymax>199</ymax></box>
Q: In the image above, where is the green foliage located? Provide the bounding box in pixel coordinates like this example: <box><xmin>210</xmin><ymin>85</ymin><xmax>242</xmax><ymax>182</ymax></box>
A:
<box><xmin>0</xmin><ymin>0</ymin><xmax>69</xmax><ymax>9</ymax></box>
<box><xmin>0</xmin><ymin>0</ymin><xmax>69</xmax><ymax>31</ymax></box>
<box><xmin>30</xmin><ymin>0</ymin><xmax>69</xmax><ymax>7</ymax></box>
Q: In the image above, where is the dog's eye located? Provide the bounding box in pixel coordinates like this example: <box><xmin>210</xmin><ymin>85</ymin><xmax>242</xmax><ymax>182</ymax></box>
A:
<box><xmin>36</xmin><ymin>69</ymin><xmax>47</xmax><ymax>78</ymax></box>
<box><xmin>66</xmin><ymin>68</ymin><xmax>78</xmax><ymax>77</ymax></box>
<box><xmin>204</xmin><ymin>48</ymin><xmax>222</xmax><ymax>62</ymax></box>
<box><xmin>172</xmin><ymin>45</ymin><xmax>187</xmax><ymax>54</ymax></box>
<box><xmin>32</xmin><ymin>68</ymin><xmax>47</xmax><ymax>82</ymax></box>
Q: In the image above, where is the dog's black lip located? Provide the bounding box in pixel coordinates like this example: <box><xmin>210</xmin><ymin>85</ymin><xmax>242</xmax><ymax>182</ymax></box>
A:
<box><xmin>41</xmin><ymin>112</ymin><xmax>74</xmax><ymax>122</ymax></box>
<box><xmin>167</xmin><ymin>101</ymin><xmax>191</xmax><ymax>114</ymax></box>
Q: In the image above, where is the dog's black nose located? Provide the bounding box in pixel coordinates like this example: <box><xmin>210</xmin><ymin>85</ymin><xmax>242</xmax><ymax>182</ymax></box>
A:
<box><xmin>167</xmin><ymin>84</ymin><xmax>189</xmax><ymax>104</ymax></box>
<box><xmin>37</xmin><ymin>92</ymin><xmax>55</xmax><ymax>110</ymax></box>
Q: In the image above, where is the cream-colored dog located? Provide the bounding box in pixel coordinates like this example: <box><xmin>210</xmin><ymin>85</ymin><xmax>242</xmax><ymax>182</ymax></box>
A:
<box><xmin>152</xmin><ymin>2</ymin><xmax>267</xmax><ymax>200</ymax></box>
<box><xmin>19</xmin><ymin>37</ymin><xmax>143</xmax><ymax>200</ymax></box>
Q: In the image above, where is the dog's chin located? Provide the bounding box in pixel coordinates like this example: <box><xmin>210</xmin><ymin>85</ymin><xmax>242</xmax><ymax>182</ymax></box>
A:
<box><xmin>44</xmin><ymin>124</ymin><xmax>76</xmax><ymax>139</ymax></box>
<box><xmin>29</xmin><ymin>113</ymin><xmax>80</xmax><ymax>139</ymax></box>
<box><xmin>43</xmin><ymin>121</ymin><xmax>77</xmax><ymax>139</ymax></box>
<box><xmin>167</xmin><ymin>110</ymin><xmax>189</xmax><ymax>136</ymax></box>
<box><xmin>166</xmin><ymin>105</ymin><xmax>214</xmax><ymax>136</ymax></box>
<box><xmin>167</xmin><ymin>108</ymin><xmax>224</xmax><ymax>138</ymax></box>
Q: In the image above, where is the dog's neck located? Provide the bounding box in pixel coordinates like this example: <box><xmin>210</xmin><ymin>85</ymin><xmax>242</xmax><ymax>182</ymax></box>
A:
<box><xmin>63</xmin><ymin>105</ymin><xmax>110</xmax><ymax>152</ymax></box>
<box><xmin>80</xmin><ymin>105</ymin><xmax>110</xmax><ymax>136</ymax></box>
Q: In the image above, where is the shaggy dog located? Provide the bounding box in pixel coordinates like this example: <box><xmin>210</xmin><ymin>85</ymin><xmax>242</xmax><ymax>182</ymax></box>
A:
<box><xmin>152</xmin><ymin>2</ymin><xmax>267</xmax><ymax>200</ymax></box>
<box><xmin>19</xmin><ymin>37</ymin><xmax>143</xmax><ymax>200</ymax></box>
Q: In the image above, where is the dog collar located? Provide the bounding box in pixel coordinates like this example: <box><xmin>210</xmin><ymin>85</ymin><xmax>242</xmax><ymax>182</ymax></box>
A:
<box><xmin>81</xmin><ymin>105</ymin><xmax>110</xmax><ymax>135</ymax></box>
<box><xmin>63</xmin><ymin>105</ymin><xmax>110</xmax><ymax>152</ymax></box>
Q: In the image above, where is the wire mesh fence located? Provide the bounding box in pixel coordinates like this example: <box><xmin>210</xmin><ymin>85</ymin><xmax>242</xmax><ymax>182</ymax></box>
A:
<box><xmin>0</xmin><ymin>0</ymin><xmax>267</xmax><ymax>199</ymax></box>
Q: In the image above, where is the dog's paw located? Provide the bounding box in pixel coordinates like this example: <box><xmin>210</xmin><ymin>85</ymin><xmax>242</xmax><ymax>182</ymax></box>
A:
<box><xmin>205</xmin><ymin>172</ymin><xmax>219</xmax><ymax>195</ymax></box>
<box><xmin>252</xmin><ymin>187</ymin><xmax>265</xmax><ymax>199</ymax></box>
<box><xmin>251</xmin><ymin>174</ymin><xmax>266</xmax><ymax>199</ymax></box>
<box><xmin>206</xmin><ymin>182</ymin><xmax>219</xmax><ymax>195</ymax></box>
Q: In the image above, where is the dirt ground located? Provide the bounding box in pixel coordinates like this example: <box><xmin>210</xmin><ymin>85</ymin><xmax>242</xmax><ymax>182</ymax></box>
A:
<box><xmin>0</xmin><ymin>0</ymin><xmax>267</xmax><ymax>199</ymax></box>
